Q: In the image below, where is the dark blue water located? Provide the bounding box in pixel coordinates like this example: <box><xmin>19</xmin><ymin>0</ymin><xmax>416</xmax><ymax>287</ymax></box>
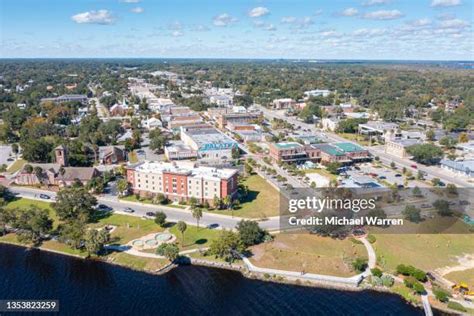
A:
<box><xmin>0</xmin><ymin>244</ymin><xmax>424</xmax><ymax>316</ymax></box>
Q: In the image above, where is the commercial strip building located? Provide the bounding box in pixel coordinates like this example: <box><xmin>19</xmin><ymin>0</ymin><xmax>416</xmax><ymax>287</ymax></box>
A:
<box><xmin>384</xmin><ymin>138</ymin><xmax>420</xmax><ymax>158</ymax></box>
<box><xmin>215</xmin><ymin>110</ymin><xmax>263</xmax><ymax>129</ymax></box>
<box><xmin>164</xmin><ymin>141</ymin><xmax>198</xmax><ymax>160</ymax></box>
<box><xmin>440</xmin><ymin>159</ymin><xmax>474</xmax><ymax>178</ymax></box>
<box><xmin>180</xmin><ymin>126</ymin><xmax>238</xmax><ymax>161</ymax></box>
<box><xmin>269</xmin><ymin>141</ymin><xmax>370</xmax><ymax>164</ymax></box>
<box><xmin>126</xmin><ymin>161</ymin><xmax>239</xmax><ymax>203</ymax></box>
<box><xmin>40</xmin><ymin>94</ymin><xmax>88</xmax><ymax>104</ymax></box>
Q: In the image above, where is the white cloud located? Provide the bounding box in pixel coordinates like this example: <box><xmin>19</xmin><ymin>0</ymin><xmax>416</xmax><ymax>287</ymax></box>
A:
<box><xmin>281</xmin><ymin>16</ymin><xmax>314</xmax><ymax>28</ymax></box>
<box><xmin>431</xmin><ymin>0</ymin><xmax>462</xmax><ymax>7</ymax></box>
<box><xmin>193</xmin><ymin>25</ymin><xmax>210</xmax><ymax>32</ymax></box>
<box><xmin>362</xmin><ymin>0</ymin><xmax>391</xmax><ymax>6</ymax></box>
<box><xmin>353</xmin><ymin>28</ymin><xmax>387</xmax><ymax>36</ymax></box>
<box><xmin>71</xmin><ymin>10</ymin><xmax>115</xmax><ymax>25</ymax></box>
<box><xmin>171</xmin><ymin>31</ymin><xmax>183</xmax><ymax>37</ymax></box>
<box><xmin>341</xmin><ymin>8</ymin><xmax>359</xmax><ymax>17</ymax></box>
<box><xmin>439</xmin><ymin>18</ymin><xmax>469</xmax><ymax>29</ymax></box>
<box><xmin>363</xmin><ymin>10</ymin><xmax>403</xmax><ymax>20</ymax></box>
<box><xmin>130</xmin><ymin>7</ymin><xmax>144</xmax><ymax>14</ymax></box>
<box><xmin>411</xmin><ymin>18</ymin><xmax>431</xmax><ymax>27</ymax></box>
<box><xmin>253</xmin><ymin>21</ymin><xmax>276</xmax><ymax>31</ymax></box>
<box><xmin>248</xmin><ymin>7</ymin><xmax>270</xmax><ymax>18</ymax></box>
<box><xmin>213</xmin><ymin>13</ymin><xmax>238</xmax><ymax>27</ymax></box>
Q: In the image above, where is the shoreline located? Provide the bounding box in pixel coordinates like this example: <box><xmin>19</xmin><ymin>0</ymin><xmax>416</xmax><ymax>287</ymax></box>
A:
<box><xmin>0</xmin><ymin>240</ymin><xmax>427</xmax><ymax>311</ymax></box>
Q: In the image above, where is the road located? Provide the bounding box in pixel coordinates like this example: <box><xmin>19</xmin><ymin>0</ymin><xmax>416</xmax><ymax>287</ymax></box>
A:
<box><xmin>9</xmin><ymin>186</ymin><xmax>281</xmax><ymax>231</ymax></box>
<box><xmin>256</xmin><ymin>105</ymin><xmax>472</xmax><ymax>188</ymax></box>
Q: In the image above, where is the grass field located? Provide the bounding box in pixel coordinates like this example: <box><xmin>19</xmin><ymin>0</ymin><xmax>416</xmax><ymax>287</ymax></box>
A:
<box><xmin>208</xmin><ymin>174</ymin><xmax>280</xmax><ymax>219</ymax></box>
<box><xmin>337</xmin><ymin>133</ymin><xmax>372</xmax><ymax>146</ymax></box>
<box><xmin>107</xmin><ymin>252</ymin><xmax>169</xmax><ymax>272</ymax></box>
<box><xmin>91</xmin><ymin>214</ymin><xmax>164</xmax><ymax>244</ymax></box>
<box><xmin>7</xmin><ymin>159</ymin><xmax>26</xmax><ymax>173</ymax></box>
<box><xmin>120</xmin><ymin>195</ymin><xmax>186</xmax><ymax>208</ymax></box>
<box><xmin>444</xmin><ymin>268</ymin><xmax>474</xmax><ymax>286</ymax></box>
<box><xmin>249</xmin><ymin>234</ymin><xmax>368</xmax><ymax>277</ymax></box>
<box><xmin>5</xmin><ymin>198</ymin><xmax>60</xmax><ymax>228</ymax></box>
<box><xmin>372</xmin><ymin>234</ymin><xmax>474</xmax><ymax>273</ymax></box>
<box><xmin>169</xmin><ymin>224</ymin><xmax>221</xmax><ymax>251</ymax></box>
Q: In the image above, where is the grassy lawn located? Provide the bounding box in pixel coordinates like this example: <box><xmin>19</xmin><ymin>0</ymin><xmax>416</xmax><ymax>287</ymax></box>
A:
<box><xmin>444</xmin><ymin>268</ymin><xmax>474</xmax><ymax>286</ymax></box>
<box><xmin>249</xmin><ymin>234</ymin><xmax>367</xmax><ymax>277</ymax></box>
<box><xmin>208</xmin><ymin>174</ymin><xmax>279</xmax><ymax>219</ymax></box>
<box><xmin>391</xmin><ymin>283</ymin><xmax>420</xmax><ymax>305</ymax></box>
<box><xmin>6</xmin><ymin>198</ymin><xmax>60</xmax><ymax>228</ymax></box>
<box><xmin>169</xmin><ymin>224</ymin><xmax>220</xmax><ymax>251</ymax></box>
<box><xmin>337</xmin><ymin>133</ymin><xmax>371</xmax><ymax>146</ymax></box>
<box><xmin>372</xmin><ymin>234</ymin><xmax>474</xmax><ymax>273</ymax></box>
<box><xmin>7</xmin><ymin>159</ymin><xmax>26</xmax><ymax>173</ymax></box>
<box><xmin>91</xmin><ymin>214</ymin><xmax>164</xmax><ymax>244</ymax></box>
<box><xmin>187</xmin><ymin>251</ymin><xmax>244</xmax><ymax>266</ymax></box>
<box><xmin>107</xmin><ymin>252</ymin><xmax>169</xmax><ymax>272</ymax></box>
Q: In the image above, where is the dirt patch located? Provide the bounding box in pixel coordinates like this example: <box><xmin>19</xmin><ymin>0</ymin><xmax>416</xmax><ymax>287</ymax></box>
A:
<box><xmin>436</xmin><ymin>254</ymin><xmax>474</xmax><ymax>276</ymax></box>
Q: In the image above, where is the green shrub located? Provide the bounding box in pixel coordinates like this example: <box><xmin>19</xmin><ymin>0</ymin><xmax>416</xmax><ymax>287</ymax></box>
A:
<box><xmin>396</xmin><ymin>264</ymin><xmax>427</xmax><ymax>282</ymax></box>
<box><xmin>366</xmin><ymin>234</ymin><xmax>376</xmax><ymax>244</ymax></box>
<box><xmin>352</xmin><ymin>258</ymin><xmax>368</xmax><ymax>273</ymax></box>
<box><xmin>447</xmin><ymin>301</ymin><xmax>467</xmax><ymax>312</ymax></box>
<box><xmin>371</xmin><ymin>267</ymin><xmax>383</xmax><ymax>278</ymax></box>
<box><xmin>433</xmin><ymin>288</ymin><xmax>449</xmax><ymax>303</ymax></box>
<box><xmin>350</xmin><ymin>237</ymin><xmax>363</xmax><ymax>244</ymax></box>
<box><xmin>404</xmin><ymin>276</ymin><xmax>425</xmax><ymax>294</ymax></box>
<box><xmin>381</xmin><ymin>275</ymin><xmax>394</xmax><ymax>287</ymax></box>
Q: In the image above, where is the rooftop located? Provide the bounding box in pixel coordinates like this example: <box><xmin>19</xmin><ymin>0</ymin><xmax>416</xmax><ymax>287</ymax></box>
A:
<box><xmin>132</xmin><ymin>161</ymin><xmax>238</xmax><ymax>180</ymax></box>
<box><xmin>333</xmin><ymin>142</ymin><xmax>365</xmax><ymax>153</ymax></box>
<box><xmin>274</xmin><ymin>142</ymin><xmax>304</xmax><ymax>150</ymax></box>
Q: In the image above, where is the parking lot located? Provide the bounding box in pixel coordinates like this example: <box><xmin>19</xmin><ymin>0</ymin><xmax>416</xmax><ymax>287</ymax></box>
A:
<box><xmin>0</xmin><ymin>145</ymin><xmax>14</xmax><ymax>167</ymax></box>
<box><xmin>345</xmin><ymin>162</ymin><xmax>429</xmax><ymax>188</ymax></box>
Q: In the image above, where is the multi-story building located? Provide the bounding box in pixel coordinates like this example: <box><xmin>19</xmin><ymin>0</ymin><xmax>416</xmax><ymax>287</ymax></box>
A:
<box><xmin>209</xmin><ymin>95</ymin><xmax>233</xmax><ymax>107</ymax></box>
<box><xmin>126</xmin><ymin>161</ymin><xmax>239</xmax><ymax>203</ymax></box>
<box><xmin>270</xmin><ymin>141</ymin><xmax>370</xmax><ymax>164</ymax></box>
<box><xmin>180</xmin><ymin>126</ymin><xmax>238</xmax><ymax>161</ymax></box>
<box><xmin>269</xmin><ymin>142</ymin><xmax>308</xmax><ymax>162</ymax></box>
<box><xmin>303</xmin><ymin>89</ymin><xmax>332</xmax><ymax>99</ymax></box>
<box><xmin>272</xmin><ymin>98</ymin><xmax>296</xmax><ymax>109</ymax></box>
<box><xmin>41</xmin><ymin>94</ymin><xmax>88</xmax><ymax>104</ymax></box>
<box><xmin>216</xmin><ymin>111</ymin><xmax>263</xmax><ymax>129</ymax></box>
<box><xmin>385</xmin><ymin>138</ymin><xmax>420</xmax><ymax>158</ymax></box>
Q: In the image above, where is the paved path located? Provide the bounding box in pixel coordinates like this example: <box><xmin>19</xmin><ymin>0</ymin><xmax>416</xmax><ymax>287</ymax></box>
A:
<box><xmin>105</xmin><ymin>245</ymin><xmax>206</xmax><ymax>259</ymax></box>
<box><xmin>359</xmin><ymin>237</ymin><xmax>376</xmax><ymax>277</ymax></box>
<box><xmin>421</xmin><ymin>294</ymin><xmax>433</xmax><ymax>316</ymax></box>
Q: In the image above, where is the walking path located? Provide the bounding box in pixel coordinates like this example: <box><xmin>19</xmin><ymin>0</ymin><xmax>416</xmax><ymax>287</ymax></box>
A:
<box><xmin>421</xmin><ymin>294</ymin><xmax>433</xmax><ymax>316</ymax></box>
<box><xmin>105</xmin><ymin>245</ymin><xmax>207</xmax><ymax>259</ymax></box>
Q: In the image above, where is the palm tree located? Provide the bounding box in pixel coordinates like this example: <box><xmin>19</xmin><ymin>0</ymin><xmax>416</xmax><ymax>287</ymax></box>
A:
<box><xmin>176</xmin><ymin>221</ymin><xmax>187</xmax><ymax>245</ymax></box>
<box><xmin>191</xmin><ymin>207</ymin><xmax>203</xmax><ymax>229</ymax></box>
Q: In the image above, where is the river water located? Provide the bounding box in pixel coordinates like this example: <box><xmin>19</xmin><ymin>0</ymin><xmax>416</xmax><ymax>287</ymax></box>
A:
<box><xmin>0</xmin><ymin>243</ymin><xmax>425</xmax><ymax>315</ymax></box>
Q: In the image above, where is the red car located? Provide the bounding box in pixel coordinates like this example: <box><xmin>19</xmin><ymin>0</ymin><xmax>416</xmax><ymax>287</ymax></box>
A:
<box><xmin>411</xmin><ymin>164</ymin><xmax>418</xmax><ymax>169</ymax></box>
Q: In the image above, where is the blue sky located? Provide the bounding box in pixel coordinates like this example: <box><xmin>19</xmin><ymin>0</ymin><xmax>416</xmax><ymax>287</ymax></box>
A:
<box><xmin>1</xmin><ymin>0</ymin><xmax>472</xmax><ymax>60</ymax></box>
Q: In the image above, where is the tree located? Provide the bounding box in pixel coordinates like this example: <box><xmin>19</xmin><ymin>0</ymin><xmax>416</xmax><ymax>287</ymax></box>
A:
<box><xmin>298</xmin><ymin>103</ymin><xmax>322</xmax><ymax>123</ymax></box>
<box><xmin>407</xmin><ymin>144</ymin><xmax>443</xmax><ymax>165</ymax></box>
<box><xmin>458</xmin><ymin>132</ymin><xmax>469</xmax><ymax>143</ymax></box>
<box><xmin>156</xmin><ymin>243</ymin><xmax>180</xmax><ymax>262</ymax></box>
<box><xmin>0</xmin><ymin>208</ymin><xmax>14</xmax><ymax>236</ymax></box>
<box><xmin>84</xmin><ymin>229</ymin><xmax>109</xmax><ymax>256</ymax></box>
<box><xmin>433</xmin><ymin>200</ymin><xmax>453</xmax><ymax>217</ymax></box>
<box><xmin>416</xmin><ymin>170</ymin><xmax>425</xmax><ymax>180</ymax></box>
<box><xmin>191</xmin><ymin>207</ymin><xmax>203</xmax><ymax>229</ymax></box>
<box><xmin>403</xmin><ymin>205</ymin><xmax>422</xmax><ymax>223</ymax></box>
<box><xmin>116</xmin><ymin>179</ymin><xmax>129</xmax><ymax>197</ymax></box>
<box><xmin>149</xmin><ymin>128</ymin><xmax>167</xmax><ymax>153</ymax></box>
<box><xmin>431</xmin><ymin>177</ymin><xmax>441</xmax><ymax>186</ymax></box>
<box><xmin>11</xmin><ymin>206</ymin><xmax>53</xmax><ymax>246</ymax></box>
<box><xmin>439</xmin><ymin>136</ymin><xmax>457</xmax><ymax>149</ymax></box>
<box><xmin>231</xmin><ymin>146</ymin><xmax>240</xmax><ymax>160</ymax></box>
<box><xmin>326</xmin><ymin>162</ymin><xmax>341</xmax><ymax>175</ymax></box>
<box><xmin>209</xmin><ymin>230</ymin><xmax>245</xmax><ymax>263</ymax></box>
<box><xmin>53</xmin><ymin>187</ymin><xmax>97</xmax><ymax>223</ymax></box>
<box><xmin>236</xmin><ymin>220</ymin><xmax>267</xmax><ymax>247</ymax></box>
<box><xmin>412</xmin><ymin>186</ymin><xmax>422</xmax><ymax>197</ymax></box>
<box><xmin>176</xmin><ymin>221</ymin><xmax>187</xmax><ymax>244</ymax></box>
<box><xmin>390</xmin><ymin>161</ymin><xmax>396</xmax><ymax>169</ymax></box>
<box><xmin>446</xmin><ymin>183</ymin><xmax>458</xmax><ymax>196</ymax></box>
<box><xmin>352</xmin><ymin>258</ymin><xmax>368</xmax><ymax>273</ymax></box>
<box><xmin>371</xmin><ymin>267</ymin><xmax>383</xmax><ymax>278</ymax></box>
<box><xmin>426</xmin><ymin>129</ymin><xmax>435</xmax><ymax>141</ymax></box>
<box><xmin>154</xmin><ymin>211</ymin><xmax>167</xmax><ymax>227</ymax></box>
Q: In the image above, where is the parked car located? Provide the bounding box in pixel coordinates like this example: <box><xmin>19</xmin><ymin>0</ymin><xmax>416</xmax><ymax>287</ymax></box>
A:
<box><xmin>395</xmin><ymin>174</ymin><xmax>402</xmax><ymax>177</ymax></box>
<box><xmin>7</xmin><ymin>158</ymin><xmax>14</xmax><ymax>161</ymax></box>
<box><xmin>378</xmin><ymin>175</ymin><xmax>387</xmax><ymax>180</ymax></box>
<box><xmin>420</xmin><ymin>204</ymin><xmax>431</xmax><ymax>208</ymax></box>
<box><xmin>146</xmin><ymin>212</ymin><xmax>155</xmax><ymax>217</ymax></box>
<box><xmin>123</xmin><ymin>207</ymin><xmax>135</xmax><ymax>213</ymax></box>
<box><xmin>39</xmin><ymin>194</ymin><xmax>51</xmax><ymax>200</ymax></box>
<box><xmin>411</xmin><ymin>164</ymin><xmax>418</xmax><ymax>169</ymax></box>
<box><xmin>96</xmin><ymin>204</ymin><xmax>111</xmax><ymax>211</ymax></box>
